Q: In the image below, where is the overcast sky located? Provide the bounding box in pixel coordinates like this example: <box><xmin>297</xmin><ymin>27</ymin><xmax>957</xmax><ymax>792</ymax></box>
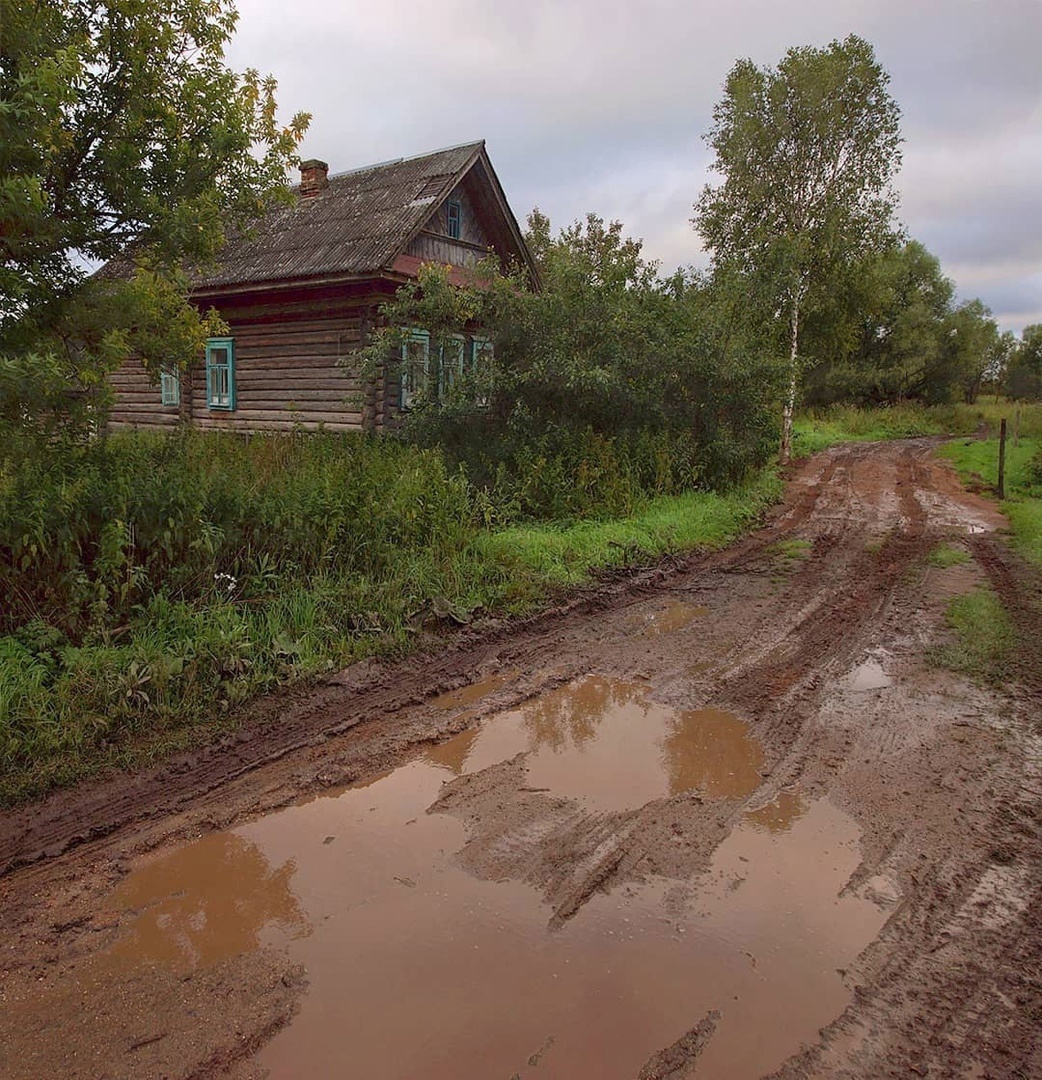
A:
<box><xmin>227</xmin><ymin>0</ymin><xmax>1041</xmax><ymax>335</ymax></box>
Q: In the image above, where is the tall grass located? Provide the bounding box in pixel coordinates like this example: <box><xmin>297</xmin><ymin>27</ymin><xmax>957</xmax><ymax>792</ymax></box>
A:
<box><xmin>0</xmin><ymin>428</ymin><xmax>778</xmax><ymax>802</ymax></box>
<box><xmin>793</xmin><ymin>401</ymin><xmax>1042</xmax><ymax>457</ymax></box>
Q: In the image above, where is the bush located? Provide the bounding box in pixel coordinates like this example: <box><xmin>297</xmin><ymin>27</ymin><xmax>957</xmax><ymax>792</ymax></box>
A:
<box><xmin>0</xmin><ymin>429</ymin><xmax>474</xmax><ymax>637</ymax></box>
<box><xmin>364</xmin><ymin>227</ymin><xmax>780</xmax><ymax>504</ymax></box>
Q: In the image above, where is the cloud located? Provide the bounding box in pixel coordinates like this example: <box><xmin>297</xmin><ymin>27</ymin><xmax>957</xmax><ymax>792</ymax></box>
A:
<box><xmin>227</xmin><ymin>0</ymin><xmax>1042</xmax><ymax>333</ymax></box>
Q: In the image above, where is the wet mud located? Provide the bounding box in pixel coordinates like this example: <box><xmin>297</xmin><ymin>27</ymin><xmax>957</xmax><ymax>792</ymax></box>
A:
<box><xmin>2</xmin><ymin>438</ymin><xmax>1041</xmax><ymax>1079</ymax></box>
<box><xmin>46</xmin><ymin>683</ymin><xmax>883</xmax><ymax>1079</ymax></box>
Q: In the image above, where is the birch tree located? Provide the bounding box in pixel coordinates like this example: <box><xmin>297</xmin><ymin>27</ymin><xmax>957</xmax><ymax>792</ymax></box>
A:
<box><xmin>694</xmin><ymin>35</ymin><xmax>902</xmax><ymax>462</ymax></box>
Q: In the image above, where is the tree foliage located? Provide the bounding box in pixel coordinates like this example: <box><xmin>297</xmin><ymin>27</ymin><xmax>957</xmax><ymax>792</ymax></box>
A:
<box><xmin>0</xmin><ymin>0</ymin><xmax>309</xmax><ymax>443</ymax></box>
<box><xmin>1007</xmin><ymin>325</ymin><xmax>1042</xmax><ymax>401</ymax></box>
<box><xmin>360</xmin><ymin>212</ymin><xmax>781</xmax><ymax>509</ymax></box>
<box><xmin>694</xmin><ymin>34</ymin><xmax>903</xmax><ymax>460</ymax></box>
<box><xmin>800</xmin><ymin>241</ymin><xmax>1002</xmax><ymax>406</ymax></box>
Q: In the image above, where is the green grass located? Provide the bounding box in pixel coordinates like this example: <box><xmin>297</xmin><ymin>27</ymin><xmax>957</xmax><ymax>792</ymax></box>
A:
<box><xmin>928</xmin><ymin>543</ymin><xmax>972</xmax><ymax>568</ymax></box>
<box><xmin>474</xmin><ymin>469</ymin><xmax>782</xmax><ymax>594</ymax></box>
<box><xmin>0</xmin><ymin>432</ymin><xmax>783</xmax><ymax>805</ymax></box>
<box><xmin>936</xmin><ymin>436</ymin><xmax>1039</xmax><ymax>492</ymax></box>
<box><xmin>933</xmin><ymin>588</ymin><xmax>1015</xmax><ymax>682</ymax></box>
<box><xmin>931</xmin><ymin>434</ymin><xmax>1042</xmax><ymax>685</ymax></box>
<box><xmin>937</xmin><ymin>437</ymin><xmax>1042</xmax><ymax>569</ymax></box>
<box><xmin>793</xmin><ymin>401</ymin><xmax>1042</xmax><ymax>458</ymax></box>
<box><xmin>1004</xmin><ymin>500</ymin><xmax>1042</xmax><ymax>568</ymax></box>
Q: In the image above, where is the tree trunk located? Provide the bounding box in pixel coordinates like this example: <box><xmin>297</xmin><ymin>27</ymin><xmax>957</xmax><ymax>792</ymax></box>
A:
<box><xmin>779</xmin><ymin>295</ymin><xmax>800</xmax><ymax>465</ymax></box>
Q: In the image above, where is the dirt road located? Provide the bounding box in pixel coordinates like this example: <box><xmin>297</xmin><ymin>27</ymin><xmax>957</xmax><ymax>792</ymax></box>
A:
<box><xmin>2</xmin><ymin>438</ymin><xmax>1040</xmax><ymax>1079</ymax></box>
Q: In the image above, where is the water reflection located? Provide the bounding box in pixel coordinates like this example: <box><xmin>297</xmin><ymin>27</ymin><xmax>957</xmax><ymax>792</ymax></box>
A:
<box><xmin>746</xmin><ymin>790</ymin><xmax>807</xmax><ymax>833</ymax></box>
<box><xmin>430</xmin><ymin>671</ymin><xmax>514</xmax><ymax>710</ymax></box>
<box><xmin>249</xmin><ymin>788</ymin><xmax>883</xmax><ymax>1080</ymax></box>
<box><xmin>91</xmin><ymin>677</ymin><xmax>887</xmax><ymax>1080</ymax></box>
<box><xmin>661</xmin><ymin>706</ymin><xmax>764</xmax><ymax>800</ymax></box>
<box><xmin>423</xmin><ymin>675</ymin><xmax>764</xmax><ymax>813</ymax></box>
<box><xmin>109</xmin><ymin>832</ymin><xmax>310</xmax><ymax>971</ymax></box>
<box><xmin>846</xmin><ymin>657</ymin><xmax>892</xmax><ymax>691</ymax></box>
<box><xmin>424</xmin><ymin>725</ymin><xmax>481</xmax><ymax>775</ymax></box>
<box><xmin>520</xmin><ymin>674</ymin><xmax>646</xmax><ymax>754</ymax></box>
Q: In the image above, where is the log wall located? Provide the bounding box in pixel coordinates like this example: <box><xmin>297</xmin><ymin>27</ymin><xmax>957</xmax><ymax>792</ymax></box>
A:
<box><xmin>108</xmin><ymin>284</ymin><xmax>400</xmax><ymax>434</ymax></box>
<box><xmin>190</xmin><ymin>312</ymin><xmax>368</xmax><ymax>433</ymax></box>
<box><xmin>108</xmin><ymin>360</ymin><xmax>182</xmax><ymax>430</ymax></box>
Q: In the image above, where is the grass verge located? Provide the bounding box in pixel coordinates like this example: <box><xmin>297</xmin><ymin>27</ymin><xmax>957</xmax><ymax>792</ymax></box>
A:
<box><xmin>793</xmin><ymin>401</ymin><xmax>1042</xmax><ymax>459</ymax></box>
<box><xmin>933</xmin><ymin>588</ymin><xmax>1015</xmax><ymax>683</ymax></box>
<box><xmin>473</xmin><ymin>470</ymin><xmax>782</xmax><ymax>595</ymax></box>
<box><xmin>937</xmin><ymin>436</ymin><xmax>1042</xmax><ymax>569</ymax></box>
<box><xmin>0</xmin><ymin>434</ymin><xmax>781</xmax><ymax>805</ymax></box>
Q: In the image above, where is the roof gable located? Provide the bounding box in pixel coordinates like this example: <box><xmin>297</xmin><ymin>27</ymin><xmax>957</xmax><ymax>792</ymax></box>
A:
<box><xmin>190</xmin><ymin>141</ymin><xmax>536</xmax><ymax>294</ymax></box>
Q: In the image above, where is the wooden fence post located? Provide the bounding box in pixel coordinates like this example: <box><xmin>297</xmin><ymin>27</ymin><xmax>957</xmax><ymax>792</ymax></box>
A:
<box><xmin>998</xmin><ymin>418</ymin><xmax>1007</xmax><ymax>500</ymax></box>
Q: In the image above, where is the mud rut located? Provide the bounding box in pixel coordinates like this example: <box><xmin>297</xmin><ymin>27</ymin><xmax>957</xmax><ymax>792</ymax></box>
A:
<box><xmin>2</xmin><ymin>439</ymin><xmax>1041</xmax><ymax>1079</ymax></box>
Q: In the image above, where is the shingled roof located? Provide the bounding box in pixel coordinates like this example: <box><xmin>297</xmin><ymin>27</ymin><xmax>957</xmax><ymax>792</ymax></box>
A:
<box><xmin>190</xmin><ymin>140</ymin><xmax>534</xmax><ymax>294</ymax></box>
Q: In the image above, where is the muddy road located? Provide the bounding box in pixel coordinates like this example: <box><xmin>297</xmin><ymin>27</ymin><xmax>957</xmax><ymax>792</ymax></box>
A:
<box><xmin>2</xmin><ymin>438</ymin><xmax>1041</xmax><ymax>1079</ymax></box>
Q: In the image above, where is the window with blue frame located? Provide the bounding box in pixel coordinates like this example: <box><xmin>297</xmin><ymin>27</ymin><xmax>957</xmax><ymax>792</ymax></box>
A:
<box><xmin>160</xmin><ymin>369</ymin><xmax>180</xmax><ymax>406</ymax></box>
<box><xmin>446</xmin><ymin>200</ymin><xmax>461</xmax><ymax>239</ymax></box>
<box><xmin>205</xmin><ymin>338</ymin><xmax>235</xmax><ymax>410</ymax></box>
<box><xmin>469</xmin><ymin>335</ymin><xmax>493</xmax><ymax>405</ymax></box>
<box><xmin>438</xmin><ymin>335</ymin><xmax>466</xmax><ymax>395</ymax></box>
<box><xmin>401</xmin><ymin>330</ymin><xmax>493</xmax><ymax>406</ymax></box>
<box><xmin>400</xmin><ymin>329</ymin><xmax>430</xmax><ymax>407</ymax></box>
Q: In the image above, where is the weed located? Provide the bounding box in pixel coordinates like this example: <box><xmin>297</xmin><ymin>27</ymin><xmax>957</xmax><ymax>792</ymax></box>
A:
<box><xmin>928</xmin><ymin>543</ymin><xmax>971</xmax><ymax>568</ymax></box>
<box><xmin>933</xmin><ymin>589</ymin><xmax>1014</xmax><ymax>682</ymax></box>
<box><xmin>0</xmin><ymin>431</ymin><xmax>782</xmax><ymax>803</ymax></box>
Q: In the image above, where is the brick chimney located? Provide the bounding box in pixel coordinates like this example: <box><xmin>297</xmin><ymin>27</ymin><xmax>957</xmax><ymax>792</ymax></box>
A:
<box><xmin>299</xmin><ymin>159</ymin><xmax>329</xmax><ymax>197</ymax></box>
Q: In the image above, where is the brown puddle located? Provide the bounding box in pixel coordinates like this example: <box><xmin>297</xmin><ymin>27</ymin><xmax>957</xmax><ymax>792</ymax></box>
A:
<box><xmin>108</xmin><ymin>832</ymin><xmax>310</xmax><ymax>972</ymax></box>
<box><xmin>98</xmin><ymin>677</ymin><xmax>888</xmax><ymax>1079</ymax></box>
<box><xmin>846</xmin><ymin>657</ymin><xmax>892</xmax><ymax>692</ymax></box>
<box><xmin>746</xmin><ymin>789</ymin><xmax>807</xmax><ymax>833</ymax></box>
<box><xmin>633</xmin><ymin>600</ymin><xmax>709</xmax><ymax>636</ymax></box>
<box><xmin>430</xmin><ymin>670</ymin><xmax>514</xmax><ymax>710</ymax></box>
<box><xmin>423</xmin><ymin>675</ymin><xmax>764</xmax><ymax>811</ymax></box>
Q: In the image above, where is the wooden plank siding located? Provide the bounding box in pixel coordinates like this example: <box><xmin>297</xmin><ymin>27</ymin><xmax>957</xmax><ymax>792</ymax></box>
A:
<box><xmin>108</xmin><ymin>289</ymin><xmax>398</xmax><ymax>434</ymax></box>
<box><xmin>191</xmin><ymin>314</ymin><xmax>366</xmax><ymax>433</ymax></box>
<box><xmin>108</xmin><ymin>359</ymin><xmax>181</xmax><ymax>430</ymax></box>
<box><xmin>405</xmin><ymin>182</ymin><xmax>493</xmax><ymax>268</ymax></box>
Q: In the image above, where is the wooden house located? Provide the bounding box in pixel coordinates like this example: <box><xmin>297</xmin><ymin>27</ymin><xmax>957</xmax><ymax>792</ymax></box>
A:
<box><xmin>107</xmin><ymin>141</ymin><xmax>537</xmax><ymax>433</ymax></box>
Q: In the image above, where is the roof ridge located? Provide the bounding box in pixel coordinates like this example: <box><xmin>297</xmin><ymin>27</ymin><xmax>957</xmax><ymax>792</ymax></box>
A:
<box><xmin>324</xmin><ymin>140</ymin><xmax>484</xmax><ymax>181</ymax></box>
<box><xmin>184</xmin><ymin>138</ymin><xmax>539</xmax><ymax>293</ymax></box>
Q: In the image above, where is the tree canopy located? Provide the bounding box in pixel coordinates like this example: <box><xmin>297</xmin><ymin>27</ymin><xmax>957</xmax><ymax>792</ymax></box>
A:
<box><xmin>0</xmin><ymin>0</ymin><xmax>309</xmax><ymax>442</ymax></box>
<box><xmin>359</xmin><ymin>211</ymin><xmax>781</xmax><ymax>508</ymax></box>
<box><xmin>694</xmin><ymin>34</ymin><xmax>903</xmax><ymax>460</ymax></box>
<box><xmin>1007</xmin><ymin>325</ymin><xmax>1042</xmax><ymax>400</ymax></box>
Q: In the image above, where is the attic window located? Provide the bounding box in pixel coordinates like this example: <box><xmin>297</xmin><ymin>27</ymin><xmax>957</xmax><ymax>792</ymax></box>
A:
<box><xmin>446</xmin><ymin>200</ymin><xmax>461</xmax><ymax>239</ymax></box>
